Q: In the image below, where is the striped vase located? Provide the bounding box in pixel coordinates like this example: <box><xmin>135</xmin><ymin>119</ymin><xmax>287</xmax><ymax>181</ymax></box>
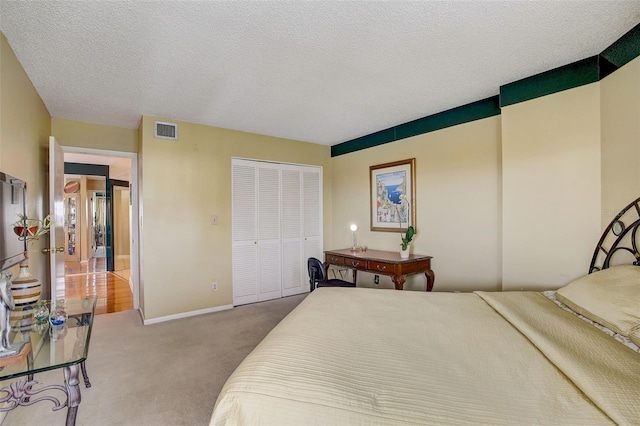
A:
<box><xmin>10</xmin><ymin>260</ymin><xmax>41</xmax><ymax>332</ymax></box>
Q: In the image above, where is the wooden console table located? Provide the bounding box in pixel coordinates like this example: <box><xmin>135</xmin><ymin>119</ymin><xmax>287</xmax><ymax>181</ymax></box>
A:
<box><xmin>324</xmin><ymin>248</ymin><xmax>435</xmax><ymax>291</ymax></box>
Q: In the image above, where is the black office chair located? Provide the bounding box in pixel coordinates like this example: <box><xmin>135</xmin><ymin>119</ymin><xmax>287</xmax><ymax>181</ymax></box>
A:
<box><xmin>307</xmin><ymin>257</ymin><xmax>356</xmax><ymax>292</ymax></box>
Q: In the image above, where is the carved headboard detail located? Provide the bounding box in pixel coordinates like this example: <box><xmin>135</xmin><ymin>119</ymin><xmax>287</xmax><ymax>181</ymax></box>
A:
<box><xmin>589</xmin><ymin>196</ymin><xmax>640</xmax><ymax>273</ymax></box>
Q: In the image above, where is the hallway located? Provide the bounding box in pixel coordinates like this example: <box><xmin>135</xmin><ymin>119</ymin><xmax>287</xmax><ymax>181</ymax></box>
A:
<box><xmin>57</xmin><ymin>151</ymin><xmax>134</xmax><ymax>316</ymax></box>
<box><xmin>59</xmin><ymin>257</ymin><xmax>133</xmax><ymax>315</ymax></box>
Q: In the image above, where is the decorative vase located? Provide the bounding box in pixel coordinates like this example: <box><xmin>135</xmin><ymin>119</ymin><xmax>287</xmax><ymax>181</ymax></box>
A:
<box><xmin>10</xmin><ymin>260</ymin><xmax>41</xmax><ymax>306</ymax></box>
<box><xmin>9</xmin><ymin>259</ymin><xmax>42</xmax><ymax>332</ymax></box>
<box><xmin>400</xmin><ymin>244</ymin><xmax>410</xmax><ymax>259</ymax></box>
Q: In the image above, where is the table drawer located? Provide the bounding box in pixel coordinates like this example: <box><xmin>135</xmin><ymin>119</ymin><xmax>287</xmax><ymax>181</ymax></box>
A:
<box><xmin>345</xmin><ymin>258</ymin><xmax>366</xmax><ymax>269</ymax></box>
<box><xmin>325</xmin><ymin>254</ymin><xmax>344</xmax><ymax>266</ymax></box>
<box><xmin>369</xmin><ymin>261</ymin><xmax>394</xmax><ymax>273</ymax></box>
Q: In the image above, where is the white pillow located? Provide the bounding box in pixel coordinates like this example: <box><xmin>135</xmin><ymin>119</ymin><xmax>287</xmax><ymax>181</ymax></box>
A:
<box><xmin>555</xmin><ymin>265</ymin><xmax>640</xmax><ymax>337</ymax></box>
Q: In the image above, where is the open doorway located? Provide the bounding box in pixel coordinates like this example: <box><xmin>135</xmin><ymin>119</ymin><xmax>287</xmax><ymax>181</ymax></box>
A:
<box><xmin>60</xmin><ymin>151</ymin><xmax>137</xmax><ymax>314</ymax></box>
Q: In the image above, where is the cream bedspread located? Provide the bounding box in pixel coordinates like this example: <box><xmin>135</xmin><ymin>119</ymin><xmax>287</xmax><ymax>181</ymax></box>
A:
<box><xmin>210</xmin><ymin>288</ymin><xmax>640</xmax><ymax>425</ymax></box>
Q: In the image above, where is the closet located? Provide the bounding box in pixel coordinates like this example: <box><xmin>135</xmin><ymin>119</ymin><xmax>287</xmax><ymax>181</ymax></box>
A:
<box><xmin>232</xmin><ymin>159</ymin><xmax>322</xmax><ymax>306</ymax></box>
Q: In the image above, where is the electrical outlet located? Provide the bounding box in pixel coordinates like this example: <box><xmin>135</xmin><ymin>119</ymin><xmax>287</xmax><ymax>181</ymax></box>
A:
<box><xmin>374</xmin><ymin>275</ymin><xmax>379</xmax><ymax>285</ymax></box>
<box><xmin>211</xmin><ymin>282</ymin><xmax>218</xmax><ymax>292</ymax></box>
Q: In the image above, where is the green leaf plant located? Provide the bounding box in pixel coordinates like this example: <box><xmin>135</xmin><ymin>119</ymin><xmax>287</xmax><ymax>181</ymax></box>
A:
<box><xmin>395</xmin><ymin>195</ymin><xmax>414</xmax><ymax>250</ymax></box>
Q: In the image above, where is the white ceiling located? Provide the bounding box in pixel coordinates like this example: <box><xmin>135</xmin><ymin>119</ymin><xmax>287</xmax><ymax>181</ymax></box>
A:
<box><xmin>1</xmin><ymin>1</ymin><xmax>639</xmax><ymax>146</ymax></box>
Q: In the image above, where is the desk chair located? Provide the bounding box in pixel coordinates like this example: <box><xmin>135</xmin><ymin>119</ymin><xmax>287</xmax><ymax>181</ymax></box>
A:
<box><xmin>307</xmin><ymin>257</ymin><xmax>355</xmax><ymax>292</ymax></box>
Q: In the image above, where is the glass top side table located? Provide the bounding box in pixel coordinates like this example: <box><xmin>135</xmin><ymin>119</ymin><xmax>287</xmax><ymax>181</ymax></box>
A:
<box><xmin>0</xmin><ymin>296</ymin><xmax>97</xmax><ymax>426</ymax></box>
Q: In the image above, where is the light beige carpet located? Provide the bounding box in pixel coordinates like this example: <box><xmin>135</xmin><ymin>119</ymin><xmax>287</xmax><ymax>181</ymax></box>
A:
<box><xmin>3</xmin><ymin>294</ymin><xmax>307</xmax><ymax>426</ymax></box>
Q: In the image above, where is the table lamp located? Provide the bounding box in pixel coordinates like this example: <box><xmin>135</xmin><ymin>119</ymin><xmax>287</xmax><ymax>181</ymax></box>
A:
<box><xmin>350</xmin><ymin>224</ymin><xmax>358</xmax><ymax>250</ymax></box>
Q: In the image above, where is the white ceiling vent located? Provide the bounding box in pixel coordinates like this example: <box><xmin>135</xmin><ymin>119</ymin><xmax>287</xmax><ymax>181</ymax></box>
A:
<box><xmin>154</xmin><ymin>121</ymin><xmax>178</xmax><ymax>140</ymax></box>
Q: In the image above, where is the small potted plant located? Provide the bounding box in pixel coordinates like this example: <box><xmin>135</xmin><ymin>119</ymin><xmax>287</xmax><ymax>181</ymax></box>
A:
<box><xmin>401</xmin><ymin>225</ymin><xmax>415</xmax><ymax>253</ymax></box>
<box><xmin>11</xmin><ymin>213</ymin><xmax>52</xmax><ymax>307</ymax></box>
<box><xmin>396</xmin><ymin>196</ymin><xmax>415</xmax><ymax>258</ymax></box>
<box><xmin>13</xmin><ymin>213</ymin><xmax>51</xmax><ymax>242</ymax></box>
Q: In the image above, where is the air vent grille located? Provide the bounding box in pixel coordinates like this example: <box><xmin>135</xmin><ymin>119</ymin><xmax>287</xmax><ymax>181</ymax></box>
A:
<box><xmin>154</xmin><ymin>121</ymin><xmax>178</xmax><ymax>140</ymax></box>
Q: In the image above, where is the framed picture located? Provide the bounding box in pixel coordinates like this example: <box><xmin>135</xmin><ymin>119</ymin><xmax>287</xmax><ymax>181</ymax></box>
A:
<box><xmin>370</xmin><ymin>158</ymin><xmax>416</xmax><ymax>232</ymax></box>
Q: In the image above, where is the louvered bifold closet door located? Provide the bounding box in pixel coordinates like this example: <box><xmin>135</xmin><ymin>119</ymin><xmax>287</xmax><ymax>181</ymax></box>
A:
<box><xmin>232</xmin><ymin>162</ymin><xmax>259</xmax><ymax>306</ymax></box>
<box><xmin>232</xmin><ymin>159</ymin><xmax>322</xmax><ymax>306</ymax></box>
<box><xmin>303</xmin><ymin>168</ymin><xmax>323</xmax><ymax>264</ymax></box>
<box><xmin>281</xmin><ymin>166</ymin><xmax>304</xmax><ymax>296</ymax></box>
<box><xmin>257</xmin><ymin>164</ymin><xmax>282</xmax><ymax>302</ymax></box>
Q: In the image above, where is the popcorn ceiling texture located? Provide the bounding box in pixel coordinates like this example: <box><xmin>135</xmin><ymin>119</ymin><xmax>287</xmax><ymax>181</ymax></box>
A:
<box><xmin>1</xmin><ymin>1</ymin><xmax>639</xmax><ymax>145</ymax></box>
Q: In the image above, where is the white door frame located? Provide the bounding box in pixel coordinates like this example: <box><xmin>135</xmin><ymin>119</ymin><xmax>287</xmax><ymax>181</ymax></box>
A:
<box><xmin>62</xmin><ymin>146</ymin><xmax>140</xmax><ymax>310</ymax></box>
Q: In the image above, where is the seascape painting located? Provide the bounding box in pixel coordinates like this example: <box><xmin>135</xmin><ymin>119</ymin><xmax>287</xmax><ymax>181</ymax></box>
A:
<box><xmin>370</xmin><ymin>159</ymin><xmax>415</xmax><ymax>232</ymax></box>
<box><xmin>375</xmin><ymin>171</ymin><xmax>407</xmax><ymax>224</ymax></box>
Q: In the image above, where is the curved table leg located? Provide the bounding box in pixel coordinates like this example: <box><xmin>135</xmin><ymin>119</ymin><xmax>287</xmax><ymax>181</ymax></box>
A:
<box><xmin>64</xmin><ymin>364</ymin><xmax>81</xmax><ymax>426</ymax></box>
<box><xmin>25</xmin><ymin>339</ymin><xmax>34</xmax><ymax>403</ymax></box>
<box><xmin>425</xmin><ymin>269</ymin><xmax>435</xmax><ymax>292</ymax></box>
<box><xmin>392</xmin><ymin>275</ymin><xmax>406</xmax><ymax>290</ymax></box>
<box><xmin>80</xmin><ymin>361</ymin><xmax>91</xmax><ymax>388</ymax></box>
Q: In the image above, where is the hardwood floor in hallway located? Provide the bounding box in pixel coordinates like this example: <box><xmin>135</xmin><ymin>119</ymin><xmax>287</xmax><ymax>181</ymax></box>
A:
<box><xmin>59</xmin><ymin>257</ymin><xmax>133</xmax><ymax>315</ymax></box>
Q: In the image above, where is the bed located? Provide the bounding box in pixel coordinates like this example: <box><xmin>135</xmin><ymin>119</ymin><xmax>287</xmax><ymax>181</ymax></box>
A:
<box><xmin>210</xmin><ymin>197</ymin><xmax>640</xmax><ymax>425</ymax></box>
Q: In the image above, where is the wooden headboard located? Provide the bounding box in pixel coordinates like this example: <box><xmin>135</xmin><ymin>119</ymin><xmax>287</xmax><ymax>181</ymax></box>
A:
<box><xmin>589</xmin><ymin>196</ymin><xmax>640</xmax><ymax>273</ymax></box>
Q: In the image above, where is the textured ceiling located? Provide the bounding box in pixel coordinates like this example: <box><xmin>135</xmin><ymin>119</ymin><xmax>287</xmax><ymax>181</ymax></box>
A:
<box><xmin>1</xmin><ymin>1</ymin><xmax>639</xmax><ymax>146</ymax></box>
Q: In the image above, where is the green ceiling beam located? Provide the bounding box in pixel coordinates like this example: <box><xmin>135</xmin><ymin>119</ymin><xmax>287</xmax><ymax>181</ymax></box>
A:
<box><xmin>332</xmin><ymin>22</ymin><xmax>640</xmax><ymax>157</ymax></box>
<box><xmin>600</xmin><ymin>22</ymin><xmax>640</xmax><ymax>78</ymax></box>
<box><xmin>331</xmin><ymin>96</ymin><xmax>500</xmax><ymax>157</ymax></box>
<box><xmin>499</xmin><ymin>56</ymin><xmax>599</xmax><ymax>108</ymax></box>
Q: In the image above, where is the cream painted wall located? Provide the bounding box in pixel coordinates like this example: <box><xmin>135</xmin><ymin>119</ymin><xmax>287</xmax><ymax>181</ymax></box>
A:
<box><xmin>0</xmin><ymin>33</ymin><xmax>51</xmax><ymax>297</ymax></box>
<box><xmin>601</xmin><ymin>55</ymin><xmax>640</xmax><ymax>226</ymax></box>
<box><xmin>139</xmin><ymin>115</ymin><xmax>333</xmax><ymax>319</ymax></box>
<box><xmin>114</xmin><ymin>187</ymin><xmax>130</xmax><ymax>256</ymax></box>
<box><xmin>51</xmin><ymin>118</ymin><xmax>138</xmax><ymax>153</ymax></box>
<box><xmin>502</xmin><ymin>84</ymin><xmax>601</xmax><ymax>290</ymax></box>
<box><xmin>331</xmin><ymin>117</ymin><xmax>502</xmax><ymax>292</ymax></box>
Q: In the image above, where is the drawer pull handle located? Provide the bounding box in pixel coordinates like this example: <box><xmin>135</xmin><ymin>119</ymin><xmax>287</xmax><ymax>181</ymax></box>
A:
<box><xmin>351</xmin><ymin>261</ymin><xmax>359</xmax><ymax>267</ymax></box>
<box><xmin>376</xmin><ymin>265</ymin><xmax>386</xmax><ymax>271</ymax></box>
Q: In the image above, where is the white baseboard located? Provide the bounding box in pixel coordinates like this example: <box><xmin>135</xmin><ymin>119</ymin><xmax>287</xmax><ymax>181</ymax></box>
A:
<box><xmin>141</xmin><ymin>304</ymin><xmax>234</xmax><ymax>325</ymax></box>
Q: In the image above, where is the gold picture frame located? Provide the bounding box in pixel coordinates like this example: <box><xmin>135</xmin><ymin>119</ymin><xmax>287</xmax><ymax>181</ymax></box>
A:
<box><xmin>370</xmin><ymin>158</ymin><xmax>416</xmax><ymax>232</ymax></box>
